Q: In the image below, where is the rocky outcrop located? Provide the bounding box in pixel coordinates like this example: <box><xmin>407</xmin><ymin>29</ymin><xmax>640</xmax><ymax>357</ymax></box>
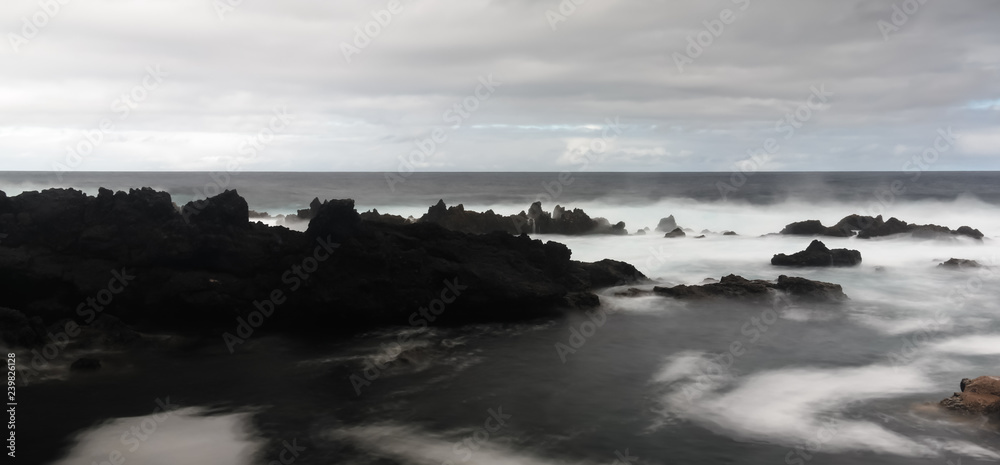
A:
<box><xmin>0</xmin><ymin>188</ymin><xmax>646</xmax><ymax>340</ymax></box>
<box><xmin>771</xmin><ymin>240</ymin><xmax>862</xmax><ymax>267</ymax></box>
<box><xmin>656</xmin><ymin>215</ymin><xmax>678</xmax><ymax>233</ymax></box>
<box><xmin>636</xmin><ymin>274</ymin><xmax>848</xmax><ymax>303</ymax></box>
<box><xmin>781</xmin><ymin>220</ymin><xmax>842</xmax><ymax>237</ymax></box>
<box><xmin>417</xmin><ymin>199</ymin><xmax>627</xmax><ymax>236</ymax></box>
<box><xmin>938</xmin><ymin>258</ymin><xmax>984</xmax><ymax>269</ymax></box>
<box><xmin>779</xmin><ymin>215</ymin><xmax>983</xmax><ymax>240</ymax></box>
<box><xmin>940</xmin><ymin>376</ymin><xmax>1000</xmax><ymax>423</ymax></box>
<box><xmin>664</xmin><ymin>228</ymin><xmax>686</xmax><ymax>238</ymax></box>
<box><xmin>418</xmin><ymin>200</ymin><xmax>520</xmax><ymax>234</ymax></box>
<box><xmin>359</xmin><ymin>208</ymin><xmax>409</xmax><ymax>225</ymax></box>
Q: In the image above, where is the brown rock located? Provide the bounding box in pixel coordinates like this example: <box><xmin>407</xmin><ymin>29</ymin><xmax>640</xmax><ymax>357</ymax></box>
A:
<box><xmin>940</xmin><ymin>376</ymin><xmax>1000</xmax><ymax>420</ymax></box>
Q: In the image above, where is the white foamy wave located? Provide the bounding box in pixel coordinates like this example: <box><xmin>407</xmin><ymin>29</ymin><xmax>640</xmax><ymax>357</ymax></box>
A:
<box><xmin>930</xmin><ymin>334</ymin><xmax>1000</xmax><ymax>355</ymax></box>
<box><xmin>53</xmin><ymin>407</ymin><xmax>261</xmax><ymax>465</ymax></box>
<box><xmin>648</xmin><ymin>360</ymin><xmax>996</xmax><ymax>458</ymax></box>
<box><xmin>849</xmin><ymin>311</ymin><xmax>952</xmax><ymax>336</ymax></box>
<box><xmin>781</xmin><ymin>306</ymin><xmax>840</xmax><ymax>322</ymax></box>
<box><xmin>651</xmin><ymin>351</ymin><xmax>719</xmax><ymax>385</ymax></box>
<box><xmin>602</xmin><ymin>293</ymin><xmax>677</xmax><ymax>314</ymax></box>
<box><xmin>330</xmin><ymin>423</ymin><xmax>582</xmax><ymax>465</ymax></box>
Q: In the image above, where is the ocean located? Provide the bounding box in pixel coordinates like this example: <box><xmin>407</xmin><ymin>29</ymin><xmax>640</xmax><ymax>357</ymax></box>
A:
<box><xmin>6</xmin><ymin>171</ymin><xmax>1000</xmax><ymax>464</ymax></box>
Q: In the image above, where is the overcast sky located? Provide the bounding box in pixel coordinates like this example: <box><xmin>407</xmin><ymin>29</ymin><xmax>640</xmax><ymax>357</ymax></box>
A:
<box><xmin>1</xmin><ymin>0</ymin><xmax>998</xmax><ymax>172</ymax></box>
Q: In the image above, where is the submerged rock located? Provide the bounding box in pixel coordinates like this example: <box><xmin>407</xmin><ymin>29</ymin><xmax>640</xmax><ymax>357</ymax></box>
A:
<box><xmin>940</xmin><ymin>376</ymin><xmax>1000</xmax><ymax>423</ymax></box>
<box><xmin>771</xmin><ymin>240</ymin><xmax>862</xmax><ymax>267</ymax></box>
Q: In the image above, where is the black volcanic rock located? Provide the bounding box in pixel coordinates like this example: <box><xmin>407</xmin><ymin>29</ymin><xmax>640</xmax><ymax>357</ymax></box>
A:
<box><xmin>359</xmin><ymin>208</ymin><xmax>409</xmax><ymax>225</ymax></box>
<box><xmin>416</xmin><ymin>200</ymin><xmax>627</xmax><ymax>236</ymax></box>
<box><xmin>0</xmin><ymin>307</ymin><xmax>45</xmax><ymax>348</ymax></box>
<box><xmin>938</xmin><ymin>258</ymin><xmax>983</xmax><ymax>269</ymax></box>
<box><xmin>183</xmin><ymin>189</ymin><xmax>250</xmax><ymax>230</ymax></box>
<box><xmin>0</xmin><ymin>188</ymin><xmax>646</xmax><ymax>338</ymax></box>
<box><xmin>771</xmin><ymin>275</ymin><xmax>848</xmax><ymax>302</ymax></box>
<box><xmin>779</xmin><ymin>215</ymin><xmax>984</xmax><ymax>240</ymax></box>
<box><xmin>780</xmin><ymin>220</ymin><xmax>834</xmax><ymax>236</ymax></box>
<box><xmin>664</xmin><ymin>228</ymin><xmax>686</xmax><ymax>238</ymax></box>
<box><xmin>649</xmin><ymin>274</ymin><xmax>847</xmax><ymax>303</ymax></box>
<box><xmin>771</xmin><ymin>240</ymin><xmax>862</xmax><ymax>267</ymax></box>
<box><xmin>956</xmin><ymin>226</ymin><xmax>985</xmax><ymax>240</ymax></box>
<box><xmin>656</xmin><ymin>215</ymin><xmax>678</xmax><ymax>232</ymax></box>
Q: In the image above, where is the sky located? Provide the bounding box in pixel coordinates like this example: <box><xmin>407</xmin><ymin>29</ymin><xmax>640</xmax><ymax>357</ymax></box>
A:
<box><xmin>1</xmin><ymin>0</ymin><xmax>999</xmax><ymax>173</ymax></box>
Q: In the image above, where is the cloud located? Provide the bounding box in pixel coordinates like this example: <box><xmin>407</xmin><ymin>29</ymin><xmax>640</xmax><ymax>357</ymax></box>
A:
<box><xmin>958</xmin><ymin>129</ymin><xmax>1000</xmax><ymax>156</ymax></box>
<box><xmin>1</xmin><ymin>0</ymin><xmax>999</xmax><ymax>171</ymax></box>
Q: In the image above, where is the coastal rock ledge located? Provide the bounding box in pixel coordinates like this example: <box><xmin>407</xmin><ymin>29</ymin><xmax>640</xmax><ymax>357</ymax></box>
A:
<box><xmin>0</xmin><ymin>187</ymin><xmax>647</xmax><ymax>338</ymax></box>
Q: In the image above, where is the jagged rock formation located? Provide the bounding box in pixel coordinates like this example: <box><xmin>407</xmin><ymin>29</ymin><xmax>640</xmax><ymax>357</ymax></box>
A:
<box><xmin>656</xmin><ymin>215</ymin><xmax>678</xmax><ymax>233</ymax></box>
<box><xmin>416</xmin><ymin>199</ymin><xmax>627</xmax><ymax>236</ymax></box>
<box><xmin>359</xmin><ymin>208</ymin><xmax>409</xmax><ymax>225</ymax></box>
<box><xmin>0</xmin><ymin>188</ymin><xmax>646</xmax><ymax>342</ymax></box>
<box><xmin>779</xmin><ymin>215</ymin><xmax>983</xmax><ymax>240</ymax></box>
<box><xmin>771</xmin><ymin>240</ymin><xmax>862</xmax><ymax>267</ymax></box>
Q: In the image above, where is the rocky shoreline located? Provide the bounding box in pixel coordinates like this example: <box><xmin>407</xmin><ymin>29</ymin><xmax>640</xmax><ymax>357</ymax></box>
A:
<box><xmin>1</xmin><ymin>187</ymin><xmax>994</xmax><ymax>431</ymax></box>
<box><xmin>0</xmin><ymin>187</ymin><xmax>645</xmax><ymax>348</ymax></box>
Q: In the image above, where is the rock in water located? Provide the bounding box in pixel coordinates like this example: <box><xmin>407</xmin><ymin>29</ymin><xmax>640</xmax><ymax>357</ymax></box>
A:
<box><xmin>656</xmin><ymin>215</ymin><xmax>678</xmax><ymax>232</ymax></box>
<box><xmin>664</xmin><ymin>228</ymin><xmax>686</xmax><ymax>238</ymax></box>
<box><xmin>940</xmin><ymin>376</ymin><xmax>1000</xmax><ymax>423</ymax></box>
<box><xmin>778</xmin><ymin>215</ymin><xmax>984</xmax><ymax>240</ymax></box>
<box><xmin>771</xmin><ymin>240</ymin><xmax>862</xmax><ymax>267</ymax></box>
<box><xmin>650</xmin><ymin>274</ymin><xmax>847</xmax><ymax>303</ymax></box>
<box><xmin>938</xmin><ymin>258</ymin><xmax>983</xmax><ymax>269</ymax></box>
<box><xmin>780</xmin><ymin>220</ymin><xmax>833</xmax><ymax>236</ymax></box>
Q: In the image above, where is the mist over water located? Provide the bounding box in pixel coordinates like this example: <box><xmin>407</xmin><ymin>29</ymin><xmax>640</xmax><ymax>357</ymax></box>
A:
<box><xmin>12</xmin><ymin>172</ymin><xmax>1000</xmax><ymax>464</ymax></box>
